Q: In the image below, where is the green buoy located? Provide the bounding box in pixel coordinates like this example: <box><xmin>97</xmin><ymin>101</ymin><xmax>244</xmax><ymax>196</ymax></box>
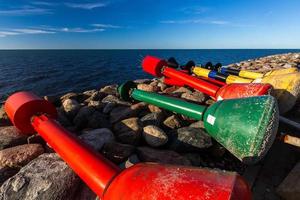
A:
<box><xmin>118</xmin><ymin>81</ymin><xmax>279</xmax><ymax>164</ymax></box>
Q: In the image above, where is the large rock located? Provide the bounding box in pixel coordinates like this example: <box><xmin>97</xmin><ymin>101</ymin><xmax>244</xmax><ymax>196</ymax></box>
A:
<box><xmin>168</xmin><ymin>127</ymin><xmax>212</xmax><ymax>152</ymax></box>
<box><xmin>163</xmin><ymin>115</ymin><xmax>182</xmax><ymax>129</ymax></box>
<box><xmin>102</xmin><ymin>95</ymin><xmax>130</xmax><ymax>106</ymax></box>
<box><xmin>62</xmin><ymin>99</ymin><xmax>81</xmax><ymax>119</ymax></box>
<box><xmin>100</xmin><ymin>85</ymin><xmax>118</xmax><ymax>96</ymax></box>
<box><xmin>87</xmin><ymin>111</ymin><xmax>111</xmax><ymax>129</ymax></box>
<box><xmin>277</xmin><ymin>161</ymin><xmax>300</xmax><ymax>200</ymax></box>
<box><xmin>137</xmin><ymin>84</ymin><xmax>159</xmax><ymax>92</ymax></box>
<box><xmin>0</xmin><ymin>167</ymin><xmax>19</xmax><ymax>186</ymax></box>
<box><xmin>102</xmin><ymin>142</ymin><xmax>135</xmax><ymax>164</ymax></box>
<box><xmin>140</xmin><ymin>112</ymin><xmax>165</xmax><ymax>126</ymax></box>
<box><xmin>87</xmin><ymin>100</ymin><xmax>104</xmax><ymax>111</ymax></box>
<box><xmin>0</xmin><ymin>106</ymin><xmax>11</xmax><ymax>127</ymax></box>
<box><xmin>60</xmin><ymin>92</ymin><xmax>88</xmax><ymax>103</ymax></box>
<box><xmin>0</xmin><ymin>144</ymin><xmax>44</xmax><ymax>168</ymax></box>
<box><xmin>109</xmin><ymin>106</ymin><xmax>130</xmax><ymax>123</ymax></box>
<box><xmin>148</xmin><ymin>104</ymin><xmax>163</xmax><ymax>113</ymax></box>
<box><xmin>113</xmin><ymin>117</ymin><xmax>142</xmax><ymax>145</ymax></box>
<box><xmin>142</xmin><ymin>125</ymin><xmax>168</xmax><ymax>147</ymax></box>
<box><xmin>0</xmin><ymin>126</ymin><xmax>28</xmax><ymax>150</ymax></box>
<box><xmin>80</xmin><ymin>128</ymin><xmax>115</xmax><ymax>151</ymax></box>
<box><xmin>73</xmin><ymin>106</ymin><xmax>95</xmax><ymax>129</ymax></box>
<box><xmin>0</xmin><ymin>153</ymin><xmax>80</xmax><ymax>200</ymax></box>
<box><xmin>109</xmin><ymin>103</ymin><xmax>147</xmax><ymax>124</ymax></box>
<box><xmin>57</xmin><ymin>108</ymin><xmax>72</xmax><ymax>127</ymax></box>
<box><xmin>137</xmin><ymin>147</ymin><xmax>191</xmax><ymax>166</ymax></box>
<box><xmin>84</xmin><ymin>91</ymin><xmax>106</xmax><ymax>103</ymax></box>
<box><xmin>181</xmin><ymin>91</ymin><xmax>206</xmax><ymax>103</ymax></box>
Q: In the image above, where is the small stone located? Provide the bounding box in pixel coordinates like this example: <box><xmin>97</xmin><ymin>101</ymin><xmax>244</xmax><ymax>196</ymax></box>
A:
<box><xmin>102</xmin><ymin>95</ymin><xmax>131</xmax><ymax>106</ymax></box>
<box><xmin>137</xmin><ymin>147</ymin><xmax>191</xmax><ymax>165</ymax></box>
<box><xmin>0</xmin><ymin>153</ymin><xmax>80</xmax><ymax>200</ymax></box>
<box><xmin>62</xmin><ymin>98</ymin><xmax>81</xmax><ymax>119</ymax></box>
<box><xmin>0</xmin><ymin>105</ymin><xmax>11</xmax><ymax>127</ymax></box>
<box><xmin>168</xmin><ymin>127</ymin><xmax>212</xmax><ymax>152</ymax></box>
<box><xmin>102</xmin><ymin>142</ymin><xmax>135</xmax><ymax>164</ymax></box>
<box><xmin>87</xmin><ymin>111</ymin><xmax>111</xmax><ymax>129</ymax></box>
<box><xmin>0</xmin><ymin>126</ymin><xmax>28</xmax><ymax>150</ymax></box>
<box><xmin>162</xmin><ymin>86</ymin><xmax>178</xmax><ymax>94</ymax></box>
<box><xmin>88</xmin><ymin>100</ymin><xmax>104</xmax><ymax>110</ymax></box>
<box><xmin>73</xmin><ymin>106</ymin><xmax>95</xmax><ymax>130</ymax></box>
<box><xmin>102</xmin><ymin>102</ymin><xmax>116</xmax><ymax>114</ymax></box>
<box><xmin>189</xmin><ymin>121</ymin><xmax>205</xmax><ymax>129</ymax></box>
<box><xmin>0</xmin><ymin>144</ymin><xmax>44</xmax><ymax>168</ymax></box>
<box><xmin>121</xmin><ymin>154</ymin><xmax>140</xmax><ymax>169</ymax></box>
<box><xmin>74</xmin><ymin>183</ymin><xmax>96</xmax><ymax>200</ymax></box>
<box><xmin>109</xmin><ymin>106</ymin><xmax>135</xmax><ymax>123</ymax></box>
<box><xmin>184</xmin><ymin>153</ymin><xmax>203</xmax><ymax>166</ymax></box>
<box><xmin>57</xmin><ymin>108</ymin><xmax>72</xmax><ymax>127</ymax></box>
<box><xmin>60</xmin><ymin>92</ymin><xmax>87</xmax><ymax>103</ymax></box>
<box><xmin>143</xmin><ymin>125</ymin><xmax>168</xmax><ymax>147</ymax></box>
<box><xmin>163</xmin><ymin>115</ymin><xmax>182</xmax><ymax>129</ymax></box>
<box><xmin>100</xmin><ymin>85</ymin><xmax>118</xmax><ymax>96</ymax></box>
<box><xmin>181</xmin><ymin>91</ymin><xmax>206</xmax><ymax>103</ymax></box>
<box><xmin>137</xmin><ymin>84</ymin><xmax>159</xmax><ymax>92</ymax></box>
<box><xmin>84</xmin><ymin>91</ymin><xmax>106</xmax><ymax>103</ymax></box>
<box><xmin>205</xmin><ymin>99</ymin><xmax>215</xmax><ymax>106</ymax></box>
<box><xmin>83</xmin><ymin>89</ymin><xmax>97</xmax><ymax>96</ymax></box>
<box><xmin>113</xmin><ymin>117</ymin><xmax>142</xmax><ymax>145</ymax></box>
<box><xmin>80</xmin><ymin>128</ymin><xmax>115</xmax><ymax>151</ymax></box>
<box><xmin>277</xmin><ymin>161</ymin><xmax>300</xmax><ymax>200</ymax></box>
<box><xmin>172</xmin><ymin>87</ymin><xmax>192</xmax><ymax>95</ymax></box>
<box><xmin>44</xmin><ymin>95</ymin><xmax>61</xmax><ymax>107</ymax></box>
<box><xmin>140</xmin><ymin>112</ymin><xmax>165</xmax><ymax>126</ymax></box>
<box><xmin>148</xmin><ymin>104</ymin><xmax>163</xmax><ymax>113</ymax></box>
<box><xmin>157</xmin><ymin>82</ymin><xmax>167</xmax><ymax>91</ymax></box>
<box><xmin>134</xmin><ymin>79</ymin><xmax>152</xmax><ymax>84</ymax></box>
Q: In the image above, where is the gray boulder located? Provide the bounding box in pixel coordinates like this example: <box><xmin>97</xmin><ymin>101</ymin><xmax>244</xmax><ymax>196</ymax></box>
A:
<box><xmin>0</xmin><ymin>153</ymin><xmax>80</xmax><ymax>200</ymax></box>
<box><xmin>80</xmin><ymin>128</ymin><xmax>115</xmax><ymax>151</ymax></box>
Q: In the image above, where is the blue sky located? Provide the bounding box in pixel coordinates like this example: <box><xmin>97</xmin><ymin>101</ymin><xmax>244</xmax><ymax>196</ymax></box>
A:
<box><xmin>0</xmin><ymin>0</ymin><xmax>299</xmax><ymax>49</ymax></box>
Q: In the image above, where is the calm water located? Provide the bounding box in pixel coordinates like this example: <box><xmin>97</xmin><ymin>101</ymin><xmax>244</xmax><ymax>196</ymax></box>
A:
<box><xmin>0</xmin><ymin>49</ymin><xmax>299</xmax><ymax>102</ymax></box>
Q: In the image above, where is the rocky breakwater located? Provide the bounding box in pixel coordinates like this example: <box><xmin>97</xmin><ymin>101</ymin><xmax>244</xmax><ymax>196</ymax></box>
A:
<box><xmin>0</xmin><ymin>52</ymin><xmax>299</xmax><ymax>200</ymax></box>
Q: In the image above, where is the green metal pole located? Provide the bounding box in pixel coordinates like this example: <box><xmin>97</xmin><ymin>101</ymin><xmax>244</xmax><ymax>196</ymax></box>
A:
<box><xmin>131</xmin><ymin>89</ymin><xmax>206</xmax><ymax>121</ymax></box>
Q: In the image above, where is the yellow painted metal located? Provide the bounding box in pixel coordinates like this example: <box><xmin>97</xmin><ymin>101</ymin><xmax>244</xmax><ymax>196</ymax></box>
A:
<box><xmin>192</xmin><ymin>67</ymin><xmax>210</xmax><ymax>78</ymax></box>
<box><xmin>239</xmin><ymin>70</ymin><xmax>263</xmax><ymax>79</ymax></box>
<box><xmin>225</xmin><ymin>75</ymin><xmax>252</xmax><ymax>84</ymax></box>
<box><xmin>259</xmin><ymin>72</ymin><xmax>300</xmax><ymax>113</ymax></box>
<box><xmin>264</xmin><ymin>68</ymin><xmax>298</xmax><ymax>77</ymax></box>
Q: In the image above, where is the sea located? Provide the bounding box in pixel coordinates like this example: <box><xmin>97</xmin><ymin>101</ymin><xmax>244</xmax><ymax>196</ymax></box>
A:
<box><xmin>0</xmin><ymin>49</ymin><xmax>299</xmax><ymax>102</ymax></box>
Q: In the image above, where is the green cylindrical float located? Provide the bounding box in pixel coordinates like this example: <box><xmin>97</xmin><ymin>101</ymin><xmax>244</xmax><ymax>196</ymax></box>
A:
<box><xmin>118</xmin><ymin>81</ymin><xmax>279</xmax><ymax>164</ymax></box>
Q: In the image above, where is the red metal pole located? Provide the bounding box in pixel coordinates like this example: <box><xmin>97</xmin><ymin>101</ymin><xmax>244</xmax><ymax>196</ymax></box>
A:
<box><xmin>163</xmin><ymin>67</ymin><xmax>220</xmax><ymax>97</ymax></box>
<box><xmin>32</xmin><ymin>115</ymin><xmax>120</xmax><ymax>196</ymax></box>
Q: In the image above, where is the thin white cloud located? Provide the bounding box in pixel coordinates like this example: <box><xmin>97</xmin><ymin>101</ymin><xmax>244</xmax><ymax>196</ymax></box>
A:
<box><xmin>0</xmin><ymin>7</ymin><xmax>52</xmax><ymax>16</ymax></box>
<box><xmin>64</xmin><ymin>2</ymin><xmax>107</xmax><ymax>10</ymax></box>
<box><xmin>60</xmin><ymin>27</ymin><xmax>105</xmax><ymax>33</ymax></box>
<box><xmin>91</xmin><ymin>23</ymin><xmax>121</xmax><ymax>28</ymax></box>
<box><xmin>0</xmin><ymin>29</ymin><xmax>55</xmax><ymax>37</ymax></box>
<box><xmin>31</xmin><ymin>1</ymin><xmax>58</xmax><ymax>6</ymax></box>
<box><xmin>160</xmin><ymin>19</ymin><xmax>230</xmax><ymax>25</ymax></box>
<box><xmin>0</xmin><ymin>25</ymin><xmax>108</xmax><ymax>37</ymax></box>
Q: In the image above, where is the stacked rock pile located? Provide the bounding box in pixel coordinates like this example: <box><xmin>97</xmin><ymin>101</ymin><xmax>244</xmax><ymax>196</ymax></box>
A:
<box><xmin>0</xmin><ymin>53</ymin><xmax>299</xmax><ymax>200</ymax></box>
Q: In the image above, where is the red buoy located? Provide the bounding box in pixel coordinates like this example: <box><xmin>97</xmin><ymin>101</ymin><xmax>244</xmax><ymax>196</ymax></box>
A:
<box><xmin>142</xmin><ymin>55</ymin><xmax>273</xmax><ymax>100</ymax></box>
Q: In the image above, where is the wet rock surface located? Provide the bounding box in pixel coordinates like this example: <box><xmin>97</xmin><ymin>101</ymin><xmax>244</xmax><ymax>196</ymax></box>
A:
<box><xmin>0</xmin><ymin>52</ymin><xmax>299</xmax><ymax>199</ymax></box>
